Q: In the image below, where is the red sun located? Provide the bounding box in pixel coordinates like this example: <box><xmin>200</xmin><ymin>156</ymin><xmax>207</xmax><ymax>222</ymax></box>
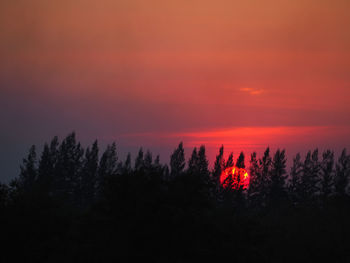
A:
<box><xmin>220</xmin><ymin>166</ymin><xmax>250</xmax><ymax>190</ymax></box>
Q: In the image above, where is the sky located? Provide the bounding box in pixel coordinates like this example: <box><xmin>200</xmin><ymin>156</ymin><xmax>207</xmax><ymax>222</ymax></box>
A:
<box><xmin>1</xmin><ymin>0</ymin><xmax>350</xmax><ymax>181</ymax></box>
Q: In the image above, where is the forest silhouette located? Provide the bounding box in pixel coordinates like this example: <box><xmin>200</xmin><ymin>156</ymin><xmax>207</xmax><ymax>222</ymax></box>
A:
<box><xmin>1</xmin><ymin>132</ymin><xmax>350</xmax><ymax>262</ymax></box>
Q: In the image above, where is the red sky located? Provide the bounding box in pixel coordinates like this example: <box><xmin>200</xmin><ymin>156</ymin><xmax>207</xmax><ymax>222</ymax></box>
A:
<box><xmin>1</xmin><ymin>0</ymin><xmax>350</xmax><ymax>179</ymax></box>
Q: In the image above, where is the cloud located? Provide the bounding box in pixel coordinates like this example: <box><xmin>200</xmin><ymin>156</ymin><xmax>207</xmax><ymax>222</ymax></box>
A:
<box><xmin>240</xmin><ymin>87</ymin><xmax>264</xmax><ymax>95</ymax></box>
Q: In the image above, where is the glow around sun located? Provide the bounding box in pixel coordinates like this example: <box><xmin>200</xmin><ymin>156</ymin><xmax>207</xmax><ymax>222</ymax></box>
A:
<box><xmin>220</xmin><ymin>166</ymin><xmax>250</xmax><ymax>190</ymax></box>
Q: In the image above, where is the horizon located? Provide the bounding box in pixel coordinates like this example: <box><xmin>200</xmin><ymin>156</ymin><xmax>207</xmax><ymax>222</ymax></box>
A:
<box><xmin>2</xmin><ymin>130</ymin><xmax>348</xmax><ymax>184</ymax></box>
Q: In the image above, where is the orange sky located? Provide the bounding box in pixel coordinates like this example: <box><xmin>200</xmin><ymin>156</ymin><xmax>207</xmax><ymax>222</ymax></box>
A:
<box><xmin>1</xmin><ymin>0</ymin><xmax>350</xmax><ymax>179</ymax></box>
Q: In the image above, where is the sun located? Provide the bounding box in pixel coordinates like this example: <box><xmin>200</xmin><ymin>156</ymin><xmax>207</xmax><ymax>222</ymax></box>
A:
<box><xmin>220</xmin><ymin>166</ymin><xmax>250</xmax><ymax>190</ymax></box>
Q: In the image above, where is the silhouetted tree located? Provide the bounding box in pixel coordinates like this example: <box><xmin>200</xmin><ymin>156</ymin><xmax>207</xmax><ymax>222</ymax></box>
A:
<box><xmin>122</xmin><ymin>153</ymin><xmax>132</xmax><ymax>174</ymax></box>
<box><xmin>135</xmin><ymin>147</ymin><xmax>144</xmax><ymax>172</ymax></box>
<box><xmin>153</xmin><ymin>154</ymin><xmax>164</xmax><ymax>175</ymax></box>
<box><xmin>320</xmin><ymin>150</ymin><xmax>334</xmax><ymax>201</ymax></box>
<box><xmin>269</xmin><ymin>149</ymin><xmax>287</xmax><ymax>205</ymax></box>
<box><xmin>212</xmin><ymin>145</ymin><xmax>224</xmax><ymax>181</ymax></box>
<box><xmin>81</xmin><ymin>140</ymin><xmax>99</xmax><ymax>207</ymax></box>
<box><xmin>98</xmin><ymin>143</ymin><xmax>118</xmax><ymax>194</ymax></box>
<box><xmin>3</xmin><ymin>133</ymin><xmax>350</xmax><ymax>263</ymax></box>
<box><xmin>54</xmin><ymin>133</ymin><xmax>84</xmax><ymax>205</ymax></box>
<box><xmin>225</xmin><ymin>152</ymin><xmax>234</xmax><ymax>168</ymax></box>
<box><xmin>170</xmin><ymin>142</ymin><xmax>185</xmax><ymax>178</ymax></box>
<box><xmin>289</xmin><ymin>153</ymin><xmax>303</xmax><ymax>204</ymax></box>
<box><xmin>212</xmin><ymin>145</ymin><xmax>224</xmax><ymax>199</ymax></box>
<box><xmin>248</xmin><ymin>152</ymin><xmax>260</xmax><ymax>202</ymax></box>
<box><xmin>230</xmin><ymin>152</ymin><xmax>246</xmax><ymax>207</ymax></box>
<box><xmin>188</xmin><ymin>147</ymin><xmax>199</xmax><ymax>175</ymax></box>
<box><xmin>236</xmin><ymin>152</ymin><xmax>245</xmax><ymax>169</ymax></box>
<box><xmin>154</xmin><ymin>154</ymin><xmax>160</xmax><ymax>167</ymax></box>
<box><xmin>37</xmin><ymin>137</ymin><xmax>59</xmax><ymax>194</ymax></box>
<box><xmin>197</xmin><ymin>145</ymin><xmax>209</xmax><ymax>178</ymax></box>
<box><xmin>38</xmin><ymin>146</ymin><xmax>51</xmax><ymax>188</ymax></box>
<box><xmin>301</xmin><ymin>149</ymin><xmax>320</xmax><ymax>202</ymax></box>
<box><xmin>144</xmin><ymin>150</ymin><xmax>153</xmax><ymax>171</ymax></box>
<box><xmin>18</xmin><ymin>145</ymin><xmax>38</xmax><ymax>193</ymax></box>
<box><xmin>334</xmin><ymin>149</ymin><xmax>350</xmax><ymax>197</ymax></box>
<box><xmin>259</xmin><ymin>147</ymin><xmax>272</xmax><ymax>206</ymax></box>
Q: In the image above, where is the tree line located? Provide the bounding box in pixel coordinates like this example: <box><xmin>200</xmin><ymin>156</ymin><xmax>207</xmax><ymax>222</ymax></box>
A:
<box><xmin>1</xmin><ymin>132</ymin><xmax>350</xmax><ymax>262</ymax></box>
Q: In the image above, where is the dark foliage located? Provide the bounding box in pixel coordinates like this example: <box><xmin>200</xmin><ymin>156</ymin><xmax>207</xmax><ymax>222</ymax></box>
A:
<box><xmin>1</xmin><ymin>133</ymin><xmax>350</xmax><ymax>262</ymax></box>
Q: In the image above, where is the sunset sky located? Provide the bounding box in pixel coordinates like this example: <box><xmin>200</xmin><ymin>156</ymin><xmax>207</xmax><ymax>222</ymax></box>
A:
<box><xmin>1</xmin><ymin>0</ymin><xmax>350</xmax><ymax>180</ymax></box>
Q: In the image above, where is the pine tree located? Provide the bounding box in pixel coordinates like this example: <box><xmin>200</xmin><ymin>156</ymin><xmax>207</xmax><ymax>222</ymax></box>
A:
<box><xmin>19</xmin><ymin>145</ymin><xmax>38</xmax><ymax>193</ymax></box>
<box><xmin>135</xmin><ymin>148</ymin><xmax>144</xmax><ymax>172</ymax></box>
<box><xmin>320</xmin><ymin>150</ymin><xmax>334</xmax><ymax>201</ymax></box>
<box><xmin>188</xmin><ymin>147</ymin><xmax>199</xmax><ymax>175</ymax></box>
<box><xmin>153</xmin><ymin>155</ymin><xmax>163</xmax><ymax>175</ymax></box>
<box><xmin>311</xmin><ymin>149</ymin><xmax>321</xmax><ymax>193</ymax></box>
<box><xmin>236</xmin><ymin>152</ymin><xmax>245</xmax><ymax>169</ymax></box>
<box><xmin>212</xmin><ymin>145</ymin><xmax>224</xmax><ymax>199</ymax></box>
<box><xmin>38</xmin><ymin>143</ymin><xmax>54</xmax><ymax>192</ymax></box>
<box><xmin>37</xmin><ymin>137</ymin><xmax>59</xmax><ymax>195</ymax></box>
<box><xmin>144</xmin><ymin>150</ymin><xmax>153</xmax><ymax>170</ymax></box>
<box><xmin>81</xmin><ymin>140</ymin><xmax>99</xmax><ymax>207</ymax></box>
<box><xmin>197</xmin><ymin>145</ymin><xmax>209</xmax><ymax>178</ymax></box>
<box><xmin>234</xmin><ymin>152</ymin><xmax>246</xmax><ymax>205</ymax></box>
<box><xmin>248</xmin><ymin>152</ymin><xmax>260</xmax><ymax>199</ymax></box>
<box><xmin>143</xmin><ymin>150</ymin><xmax>154</xmax><ymax>177</ymax></box>
<box><xmin>170</xmin><ymin>142</ymin><xmax>185</xmax><ymax>178</ymax></box>
<box><xmin>123</xmin><ymin>153</ymin><xmax>132</xmax><ymax>174</ymax></box>
<box><xmin>269</xmin><ymin>149</ymin><xmax>287</xmax><ymax>204</ymax></box>
<box><xmin>301</xmin><ymin>149</ymin><xmax>320</xmax><ymax>201</ymax></box>
<box><xmin>163</xmin><ymin>164</ymin><xmax>170</xmax><ymax>180</ymax></box>
<box><xmin>212</xmin><ymin>145</ymin><xmax>224</xmax><ymax>181</ymax></box>
<box><xmin>225</xmin><ymin>152</ymin><xmax>234</xmax><ymax>168</ymax></box>
<box><xmin>259</xmin><ymin>147</ymin><xmax>272</xmax><ymax>206</ymax></box>
<box><xmin>98</xmin><ymin>143</ymin><xmax>118</xmax><ymax>194</ymax></box>
<box><xmin>289</xmin><ymin>153</ymin><xmax>303</xmax><ymax>204</ymax></box>
<box><xmin>334</xmin><ymin>149</ymin><xmax>350</xmax><ymax>197</ymax></box>
<box><xmin>54</xmin><ymin>133</ymin><xmax>84</xmax><ymax>204</ymax></box>
<box><xmin>300</xmin><ymin>151</ymin><xmax>312</xmax><ymax>200</ymax></box>
<box><xmin>154</xmin><ymin>155</ymin><xmax>160</xmax><ymax>166</ymax></box>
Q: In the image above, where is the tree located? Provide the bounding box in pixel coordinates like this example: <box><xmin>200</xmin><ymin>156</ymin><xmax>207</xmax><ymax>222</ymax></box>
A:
<box><xmin>269</xmin><ymin>149</ymin><xmax>287</xmax><ymax>204</ymax></box>
<box><xmin>197</xmin><ymin>145</ymin><xmax>209</xmax><ymax>178</ymax></box>
<box><xmin>122</xmin><ymin>153</ymin><xmax>132</xmax><ymax>174</ymax></box>
<box><xmin>212</xmin><ymin>145</ymin><xmax>224</xmax><ymax>181</ymax></box>
<box><xmin>135</xmin><ymin>148</ymin><xmax>144</xmax><ymax>172</ymax></box>
<box><xmin>301</xmin><ymin>149</ymin><xmax>320</xmax><ymax>201</ymax></box>
<box><xmin>37</xmin><ymin>136</ymin><xmax>59</xmax><ymax>194</ymax></box>
<box><xmin>320</xmin><ymin>150</ymin><xmax>334</xmax><ymax>201</ymax></box>
<box><xmin>288</xmin><ymin>153</ymin><xmax>303</xmax><ymax>204</ymax></box>
<box><xmin>236</xmin><ymin>152</ymin><xmax>245</xmax><ymax>169</ymax></box>
<box><xmin>259</xmin><ymin>147</ymin><xmax>272</xmax><ymax>206</ymax></box>
<box><xmin>188</xmin><ymin>147</ymin><xmax>199</xmax><ymax>175</ymax></box>
<box><xmin>225</xmin><ymin>152</ymin><xmax>234</xmax><ymax>168</ymax></box>
<box><xmin>54</xmin><ymin>133</ymin><xmax>84</xmax><ymax>204</ymax></box>
<box><xmin>81</xmin><ymin>140</ymin><xmax>99</xmax><ymax>207</ymax></box>
<box><xmin>248</xmin><ymin>152</ymin><xmax>260</xmax><ymax>200</ymax></box>
<box><xmin>19</xmin><ymin>145</ymin><xmax>38</xmax><ymax>193</ymax></box>
<box><xmin>311</xmin><ymin>149</ymin><xmax>321</xmax><ymax>193</ymax></box>
<box><xmin>38</xmin><ymin>144</ymin><xmax>51</xmax><ymax>188</ymax></box>
<box><xmin>334</xmin><ymin>149</ymin><xmax>350</xmax><ymax>197</ymax></box>
<box><xmin>144</xmin><ymin>150</ymin><xmax>153</xmax><ymax>170</ymax></box>
<box><xmin>170</xmin><ymin>142</ymin><xmax>185</xmax><ymax>178</ymax></box>
<box><xmin>98</xmin><ymin>143</ymin><xmax>118</xmax><ymax>194</ymax></box>
<box><xmin>153</xmin><ymin>155</ymin><xmax>164</xmax><ymax>175</ymax></box>
<box><xmin>154</xmin><ymin>155</ymin><xmax>160</xmax><ymax>167</ymax></box>
<box><xmin>212</xmin><ymin>145</ymin><xmax>225</xmax><ymax>199</ymax></box>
